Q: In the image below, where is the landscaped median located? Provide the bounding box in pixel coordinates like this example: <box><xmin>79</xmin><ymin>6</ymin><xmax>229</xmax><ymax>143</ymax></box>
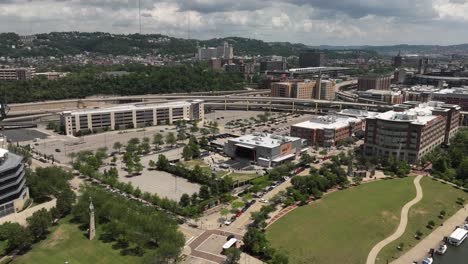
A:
<box><xmin>266</xmin><ymin>177</ymin><xmax>416</xmax><ymax>264</ymax></box>
<box><xmin>376</xmin><ymin>177</ymin><xmax>468</xmax><ymax>263</ymax></box>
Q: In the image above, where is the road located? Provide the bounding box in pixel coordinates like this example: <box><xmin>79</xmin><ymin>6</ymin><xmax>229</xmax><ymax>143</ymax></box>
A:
<box><xmin>366</xmin><ymin>175</ymin><xmax>424</xmax><ymax>264</ymax></box>
<box><xmin>225</xmin><ymin>178</ymin><xmax>293</xmax><ymax>234</ymax></box>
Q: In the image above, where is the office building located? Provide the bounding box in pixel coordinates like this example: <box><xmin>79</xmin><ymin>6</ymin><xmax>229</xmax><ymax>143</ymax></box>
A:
<box><xmin>315</xmin><ymin>80</ymin><xmax>336</xmax><ymax>100</ymax></box>
<box><xmin>224</xmin><ymin>133</ymin><xmax>305</xmax><ymax>167</ymax></box>
<box><xmin>299</xmin><ymin>50</ymin><xmax>325</xmax><ymax>68</ymax></box>
<box><xmin>198</xmin><ymin>42</ymin><xmax>233</xmax><ymax>60</ymax></box>
<box><xmin>208</xmin><ymin>58</ymin><xmax>223</xmax><ymax>71</ymax></box>
<box><xmin>393</xmin><ymin>51</ymin><xmax>403</xmax><ymax>67</ymax></box>
<box><xmin>432</xmin><ymin>88</ymin><xmax>468</xmax><ymax>111</ymax></box>
<box><xmin>0</xmin><ymin>148</ymin><xmax>29</xmax><ymax>218</ymax></box>
<box><xmin>291</xmin><ymin>116</ymin><xmax>364</xmax><ymax>147</ymax></box>
<box><xmin>363</xmin><ymin>102</ymin><xmax>460</xmax><ymax>163</ymax></box>
<box><xmin>270</xmin><ymin>80</ymin><xmax>316</xmax><ymax>99</ymax></box>
<box><xmin>61</xmin><ymin>100</ymin><xmax>204</xmax><ymax>136</ymax></box>
<box><xmin>0</xmin><ymin>68</ymin><xmax>34</xmax><ymax>81</ymax></box>
<box><xmin>260</xmin><ymin>61</ymin><xmax>287</xmax><ymax>72</ymax></box>
<box><xmin>357</xmin><ymin>75</ymin><xmax>392</xmax><ymax>91</ymax></box>
<box><xmin>357</xmin><ymin>89</ymin><xmax>403</xmax><ymax>104</ymax></box>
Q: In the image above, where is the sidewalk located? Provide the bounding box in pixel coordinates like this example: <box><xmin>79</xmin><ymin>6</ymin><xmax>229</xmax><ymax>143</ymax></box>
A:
<box><xmin>392</xmin><ymin>204</ymin><xmax>468</xmax><ymax>264</ymax></box>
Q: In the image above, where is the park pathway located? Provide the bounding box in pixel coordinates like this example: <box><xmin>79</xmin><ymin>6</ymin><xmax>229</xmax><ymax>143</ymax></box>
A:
<box><xmin>366</xmin><ymin>175</ymin><xmax>424</xmax><ymax>264</ymax></box>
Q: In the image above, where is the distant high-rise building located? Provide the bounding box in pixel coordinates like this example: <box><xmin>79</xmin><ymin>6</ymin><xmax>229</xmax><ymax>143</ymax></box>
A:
<box><xmin>260</xmin><ymin>61</ymin><xmax>287</xmax><ymax>72</ymax></box>
<box><xmin>393</xmin><ymin>51</ymin><xmax>403</xmax><ymax>67</ymax></box>
<box><xmin>197</xmin><ymin>41</ymin><xmax>233</xmax><ymax>60</ymax></box>
<box><xmin>418</xmin><ymin>58</ymin><xmax>430</xmax><ymax>74</ymax></box>
<box><xmin>358</xmin><ymin>75</ymin><xmax>392</xmax><ymax>91</ymax></box>
<box><xmin>299</xmin><ymin>50</ymin><xmax>325</xmax><ymax>68</ymax></box>
<box><xmin>315</xmin><ymin>80</ymin><xmax>336</xmax><ymax>100</ymax></box>
<box><xmin>271</xmin><ymin>80</ymin><xmax>316</xmax><ymax>99</ymax></box>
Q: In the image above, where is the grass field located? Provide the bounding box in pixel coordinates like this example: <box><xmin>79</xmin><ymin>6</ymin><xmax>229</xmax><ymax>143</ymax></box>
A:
<box><xmin>267</xmin><ymin>177</ymin><xmax>416</xmax><ymax>264</ymax></box>
<box><xmin>377</xmin><ymin>177</ymin><xmax>468</xmax><ymax>263</ymax></box>
<box><xmin>14</xmin><ymin>218</ymin><xmax>145</xmax><ymax>264</ymax></box>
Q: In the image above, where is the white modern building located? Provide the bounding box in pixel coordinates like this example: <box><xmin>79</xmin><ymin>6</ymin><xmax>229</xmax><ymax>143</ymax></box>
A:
<box><xmin>61</xmin><ymin>100</ymin><xmax>204</xmax><ymax>136</ymax></box>
<box><xmin>224</xmin><ymin>133</ymin><xmax>306</xmax><ymax>167</ymax></box>
<box><xmin>0</xmin><ymin>148</ymin><xmax>29</xmax><ymax>218</ymax></box>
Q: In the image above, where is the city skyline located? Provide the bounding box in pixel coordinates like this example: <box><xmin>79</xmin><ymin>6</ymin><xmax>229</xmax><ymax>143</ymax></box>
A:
<box><xmin>1</xmin><ymin>0</ymin><xmax>468</xmax><ymax>46</ymax></box>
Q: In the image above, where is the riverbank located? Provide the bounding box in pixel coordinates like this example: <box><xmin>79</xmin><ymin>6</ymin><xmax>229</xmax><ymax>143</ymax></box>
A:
<box><xmin>392</xmin><ymin>204</ymin><xmax>468</xmax><ymax>264</ymax></box>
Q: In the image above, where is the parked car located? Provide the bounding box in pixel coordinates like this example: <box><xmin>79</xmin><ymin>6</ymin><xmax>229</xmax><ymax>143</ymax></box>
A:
<box><xmin>260</xmin><ymin>198</ymin><xmax>269</xmax><ymax>203</ymax></box>
<box><xmin>224</xmin><ymin>220</ymin><xmax>232</xmax><ymax>226</ymax></box>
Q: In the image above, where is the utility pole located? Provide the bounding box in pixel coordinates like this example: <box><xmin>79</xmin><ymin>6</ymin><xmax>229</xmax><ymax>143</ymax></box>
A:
<box><xmin>138</xmin><ymin>0</ymin><xmax>142</xmax><ymax>34</ymax></box>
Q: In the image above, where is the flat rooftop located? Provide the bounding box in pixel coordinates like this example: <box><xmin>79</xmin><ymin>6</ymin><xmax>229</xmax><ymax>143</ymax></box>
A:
<box><xmin>337</xmin><ymin>109</ymin><xmax>379</xmax><ymax>118</ymax></box>
<box><xmin>434</xmin><ymin>87</ymin><xmax>468</xmax><ymax>95</ymax></box>
<box><xmin>63</xmin><ymin>100</ymin><xmax>200</xmax><ymax>115</ymax></box>
<box><xmin>372</xmin><ymin>102</ymin><xmax>444</xmax><ymax>125</ymax></box>
<box><xmin>229</xmin><ymin>133</ymin><xmax>301</xmax><ymax>149</ymax></box>
<box><xmin>292</xmin><ymin>115</ymin><xmax>361</xmax><ymax>130</ymax></box>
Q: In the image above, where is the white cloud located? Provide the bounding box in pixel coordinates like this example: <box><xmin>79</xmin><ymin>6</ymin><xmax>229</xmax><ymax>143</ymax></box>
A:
<box><xmin>0</xmin><ymin>0</ymin><xmax>467</xmax><ymax>45</ymax></box>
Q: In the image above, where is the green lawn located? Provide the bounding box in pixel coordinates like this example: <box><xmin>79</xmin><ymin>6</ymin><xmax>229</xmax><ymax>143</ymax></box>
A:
<box><xmin>228</xmin><ymin>172</ymin><xmax>260</xmax><ymax>182</ymax></box>
<box><xmin>14</xmin><ymin>218</ymin><xmax>145</xmax><ymax>264</ymax></box>
<box><xmin>377</xmin><ymin>177</ymin><xmax>468</xmax><ymax>263</ymax></box>
<box><xmin>267</xmin><ymin>177</ymin><xmax>416</xmax><ymax>264</ymax></box>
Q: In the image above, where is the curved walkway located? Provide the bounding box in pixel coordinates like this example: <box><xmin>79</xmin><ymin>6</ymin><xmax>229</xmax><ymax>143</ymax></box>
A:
<box><xmin>366</xmin><ymin>175</ymin><xmax>424</xmax><ymax>264</ymax></box>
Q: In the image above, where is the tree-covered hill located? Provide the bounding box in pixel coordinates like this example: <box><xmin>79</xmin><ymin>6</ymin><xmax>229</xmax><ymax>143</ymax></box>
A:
<box><xmin>0</xmin><ymin>32</ymin><xmax>378</xmax><ymax>58</ymax></box>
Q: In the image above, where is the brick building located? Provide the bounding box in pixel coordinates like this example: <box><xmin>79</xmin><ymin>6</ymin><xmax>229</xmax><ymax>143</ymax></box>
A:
<box><xmin>290</xmin><ymin>116</ymin><xmax>364</xmax><ymax>147</ymax></box>
<box><xmin>363</xmin><ymin>101</ymin><xmax>460</xmax><ymax>163</ymax></box>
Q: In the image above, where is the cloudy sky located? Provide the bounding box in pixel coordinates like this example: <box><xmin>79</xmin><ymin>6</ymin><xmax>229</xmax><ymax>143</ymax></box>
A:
<box><xmin>1</xmin><ymin>0</ymin><xmax>468</xmax><ymax>45</ymax></box>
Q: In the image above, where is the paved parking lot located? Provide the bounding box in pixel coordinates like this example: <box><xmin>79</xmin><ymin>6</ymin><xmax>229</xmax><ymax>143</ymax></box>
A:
<box><xmin>3</xmin><ymin>128</ymin><xmax>49</xmax><ymax>142</ymax></box>
<box><xmin>100</xmin><ymin>148</ymin><xmax>201</xmax><ymax>201</ymax></box>
<box><xmin>28</xmin><ymin>124</ymin><xmax>179</xmax><ymax>163</ymax></box>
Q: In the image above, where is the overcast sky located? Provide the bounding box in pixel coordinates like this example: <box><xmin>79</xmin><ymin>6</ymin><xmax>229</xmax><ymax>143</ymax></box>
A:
<box><xmin>1</xmin><ymin>0</ymin><xmax>468</xmax><ymax>45</ymax></box>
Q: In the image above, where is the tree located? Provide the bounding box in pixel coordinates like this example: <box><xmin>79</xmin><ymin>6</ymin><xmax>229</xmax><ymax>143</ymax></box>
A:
<box><xmin>153</xmin><ymin>133</ymin><xmax>164</xmax><ymax>149</ymax></box>
<box><xmin>220</xmin><ymin>208</ymin><xmax>230</xmax><ymax>221</ymax></box>
<box><xmin>224</xmin><ymin>248</ymin><xmax>241</xmax><ymax>264</ymax></box>
<box><xmin>182</xmin><ymin>146</ymin><xmax>193</xmax><ymax>161</ymax></box>
<box><xmin>177</xmin><ymin>129</ymin><xmax>187</xmax><ymax>142</ymax></box>
<box><xmin>231</xmin><ymin>200</ymin><xmax>244</xmax><ymax>213</ymax></box>
<box><xmin>148</xmin><ymin>160</ymin><xmax>156</xmax><ymax>169</ymax></box>
<box><xmin>179</xmin><ymin>193</ymin><xmax>191</xmax><ymax>207</ymax></box>
<box><xmin>352</xmin><ymin>176</ymin><xmax>363</xmax><ymax>185</ymax></box>
<box><xmin>427</xmin><ymin>220</ymin><xmax>435</xmax><ymax>229</ymax></box>
<box><xmin>166</xmin><ymin>132</ymin><xmax>176</xmax><ymax>146</ymax></box>
<box><xmin>200</xmin><ymin>128</ymin><xmax>210</xmax><ymax>136</ymax></box>
<box><xmin>190</xmin><ymin>122</ymin><xmax>199</xmax><ymax>133</ymax></box>
<box><xmin>200</xmin><ymin>136</ymin><xmax>209</xmax><ymax>147</ymax></box>
<box><xmin>269</xmin><ymin>251</ymin><xmax>289</xmax><ymax>264</ymax></box>
<box><xmin>113</xmin><ymin>141</ymin><xmax>123</xmax><ymax>153</ymax></box>
<box><xmin>156</xmin><ymin>155</ymin><xmax>170</xmax><ymax>170</ymax></box>
<box><xmin>243</xmin><ymin>227</ymin><xmax>269</xmax><ymax>256</ymax></box>
<box><xmin>199</xmin><ymin>185</ymin><xmax>211</xmax><ymax>200</ymax></box>
<box><xmin>128</xmin><ymin>137</ymin><xmax>140</xmax><ymax>145</ymax></box>
<box><xmin>134</xmin><ymin>162</ymin><xmax>144</xmax><ymax>175</ymax></box>
<box><xmin>55</xmin><ymin>188</ymin><xmax>76</xmax><ymax>217</ymax></box>
<box><xmin>140</xmin><ymin>142</ymin><xmax>151</xmax><ymax>154</ymax></box>
<box><xmin>1</xmin><ymin>222</ymin><xmax>33</xmax><ymax>252</ymax></box>
<box><xmin>300</xmin><ymin>153</ymin><xmax>313</xmax><ymax>165</ymax></box>
<box><xmin>26</xmin><ymin>209</ymin><xmax>52</xmax><ymax>241</ymax></box>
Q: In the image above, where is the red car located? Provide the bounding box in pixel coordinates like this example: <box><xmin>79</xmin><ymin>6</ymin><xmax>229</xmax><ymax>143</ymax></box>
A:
<box><xmin>235</xmin><ymin>212</ymin><xmax>242</xmax><ymax>217</ymax></box>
